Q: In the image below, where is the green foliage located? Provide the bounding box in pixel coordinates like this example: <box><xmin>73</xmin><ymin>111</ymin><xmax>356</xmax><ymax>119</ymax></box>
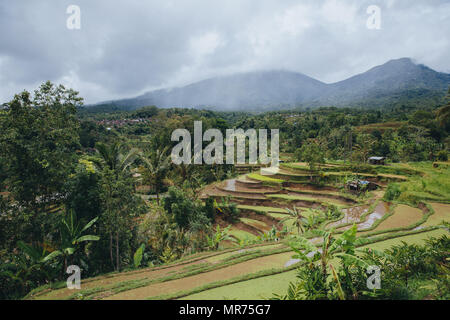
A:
<box><xmin>384</xmin><ymin>183</ymin><xmax>402</xmax><ymax>201</ymax></box>
<box><xmin>140</xmin><ymin>147</ymin><xmax>171</xmax><ymax>204</ymax></box>
<box><xmin>0</xmin><ymin>81</ymin><xmax>81</xmax><ymax>209</ymax></box>
<box><xmin>160</xmin><ymin>246</ymin><xmax>177</xmax><ymax>264</ymax></box>
<box><xmin>164</xmin><ymin>187</ymin><xmax>208</xmax><ymax>229</ymax></box>
<box><xmin>277</xmin><ymin>232</ymin><xmax>450</xmax><ymax>300</ymax></box>
<box><xmin>206</xmin><ymin>225</ymin><xmax>236</xmax><ymax>250</ymax></box>
<box><xmin>295</xmin><ymin>139</ymin><xmax>325</xmax><ymax>172</ymax></box>
<box><xmin>133</xmin><ymin>244</ymin><xmax>145</xmax><ymax>269</ymax></box>
<box><xmin>214</xmin><ymin>197</ymin><xmax>240</xmax><ymax>223</ymax></box>
<box><xmin>437</xmin><ymin>150</ymin><xmax>448</xmax><ymax>161</ymax></box>
<box><xmin>46</xmin><ymin>210</ymin><xmax>100</xmax><ymax>269</ymax></box>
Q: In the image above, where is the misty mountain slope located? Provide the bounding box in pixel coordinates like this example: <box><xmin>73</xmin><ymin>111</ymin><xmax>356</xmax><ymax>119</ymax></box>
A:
<box><xmin>93</xmin><ymin>58</ymin><xmax>450</xmax><ymax>111</ymax></box>
<box><xmin>138</xmin><ymin>70</ymin><xmax>327</xmax><ymax>109</ymax></box>
<box><xmin>321</xmin><ymin>58</ymin><xmax>450</xmax><ymax>104</ymax></box>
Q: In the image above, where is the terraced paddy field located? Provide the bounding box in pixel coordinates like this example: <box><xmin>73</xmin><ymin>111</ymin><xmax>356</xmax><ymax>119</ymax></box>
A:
<box><xmin>105</xmin><ymin>252</ymin><xmax>295</xmax><ymax>300</ymax></box>
<box><xmin>29</xmin><ymin>162</ymin><xmax>449</xmax><ymax>300</ymax></box>
<box><xmin>368</xmin><ymin>204</ymin><xmax>424</xmax><ymax>231</ymax></box>
<box><xmin>180</xmin><ymin>269</ymin><xmax>298</xmax><ymax>300</ymax></box>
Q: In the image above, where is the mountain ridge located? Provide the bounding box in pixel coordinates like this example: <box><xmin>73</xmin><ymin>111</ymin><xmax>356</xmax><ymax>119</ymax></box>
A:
<box><xmin>91</xmin><ymin>58</ymin><xmax>450</xmax><ymax>111</ymax></box>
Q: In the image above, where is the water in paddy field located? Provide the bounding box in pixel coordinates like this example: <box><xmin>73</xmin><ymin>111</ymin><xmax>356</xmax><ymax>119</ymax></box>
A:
<box><xmin>357</xmin><ymin>202</ymin><xmax>389</xmax><ymax>230</ymax></box>
<box><xmin>344</xmin><ymin>206</ymin><xmax>369</xmax><ymax>223</ymax></box>
<box><xmin>224</xmin><ymin>179</ymin><xmax>236</xmax><ymax>191</ymax></box>
<box><xmin>327</xmin><ymin>205</ymin><xmax>369</xmax><ymax>228</ymax></box>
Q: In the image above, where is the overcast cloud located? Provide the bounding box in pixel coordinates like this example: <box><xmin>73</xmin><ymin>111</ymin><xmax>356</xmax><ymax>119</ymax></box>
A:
<box><xmin>0</xmin><ymin>0</ymin><xmax>449</xmax><ymax>104</ymax></box>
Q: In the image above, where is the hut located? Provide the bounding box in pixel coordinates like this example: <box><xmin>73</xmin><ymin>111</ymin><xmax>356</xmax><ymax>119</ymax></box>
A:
<box><xmin>347</xmin><ymin>180</ymin><xmax>379</xmax><ymax>192</ymax></box>
<box><xmin>368</xmin><ymin>156</ymin><xmax>386</xmax><ymax>165</ymax></box>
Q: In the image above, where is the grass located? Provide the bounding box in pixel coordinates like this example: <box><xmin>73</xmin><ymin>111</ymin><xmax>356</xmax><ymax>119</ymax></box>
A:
<box><xmin>395</xmin><ymin>162</ymin><xmax>450</xmax><ymax>204</ymax></box>
<box><xmin>179</xmin><ymin>269</ymin><xmax>298</xmax><ymax>300</ymax></box>
<box><xmin>237</xmin><ymin>205</ymin><xmax>288</xmax><ymax>214</ymax></box>
<box><xmin>228</xmin><ymin>227</ymin><xmax>258</xmax><ymax>240</ymax></box>
<box><xmin>64</xmin><ymin>246</ymin><xmax>294</xmax><ymax>300</ymax></box>
<box><xmin>154</xmin><ymin>267</ymin><xmax>300</xmax><ymax>300</ymax></box>
<box><xmin>266</xmin><ymin>194</ymin><xmax>346</xmax><ymax>207</ymax></box>
<box><xmin>29</xmin><ymin>241</ymin><xmax>284</xmax><ymax>299</ymax></box>
<box><xmin>361</xmin><ymin>228</ymin><xmax>449</xmax><ymax>251</ymax></box>
<box><xmin>240</xmin><ymin>218</ymin><xmax>270</xmax><ymax>231</ymax></box>
<box><xmin>355</xmin><ymin>202</ymin><xmax>435</xmax><ymax>237</ymax></box>
<box><xmin>247</xmin><ymin>173</ymin><xmax>284</xmax><ymax>185</ymax></box>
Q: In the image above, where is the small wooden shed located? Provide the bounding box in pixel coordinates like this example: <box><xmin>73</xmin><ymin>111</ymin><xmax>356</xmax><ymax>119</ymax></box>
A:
<box><xmin>368</xmin><ymin>156</ymin><xmax>386</xmax><ymax>165</ymax></box>
<box><xmin>347</xmin><ymin>180</ymin><xmax>379</xmax><ymax>192</ymax></box>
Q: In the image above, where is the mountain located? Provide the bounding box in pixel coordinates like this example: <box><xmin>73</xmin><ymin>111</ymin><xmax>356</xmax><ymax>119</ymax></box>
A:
<box><xmin>92</xmin><ymin>58</ymin><xmax>450</xmax><ymax>111</ymax></box>
<box><xmin>322</xmin><ymin>58</ymin><xmax>450</xmax><ymax>105</ymax></box>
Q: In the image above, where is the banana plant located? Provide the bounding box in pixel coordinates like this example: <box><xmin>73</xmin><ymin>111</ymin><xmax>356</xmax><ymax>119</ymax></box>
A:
<box><xmin>206</xmin><ymin>225</ymin><xmax>236</xmax><ymax>250</ymax></box>
<box><xmin>44</xmin><ymin>211</ymin><xmax>100</xmax><ymax>271</ymax></box>
<box><xmin>12</xmin><ymin>241</ymin><xmax>55</xmax><ymax>289</ymax></box>
<box><xmin>289</xmin><ymin>225</ymin><xmax>369</xmax><ymax>300</ymax></box>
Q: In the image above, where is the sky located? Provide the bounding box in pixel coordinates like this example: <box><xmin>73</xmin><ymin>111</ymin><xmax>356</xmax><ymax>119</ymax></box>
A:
<box><xmin>0</xmin><ymin>0</ymin><xmax>449</xmax><ymax>104</ymax></box>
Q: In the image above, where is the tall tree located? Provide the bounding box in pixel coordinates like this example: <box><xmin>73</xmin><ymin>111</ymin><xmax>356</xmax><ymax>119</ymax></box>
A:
<box><xmin>140</xmin><ymin>148</ymin><xmax>171</xmax><ymax>204</ymax></box>
<box><xmin>0</xmin><ymin>81</ymin><xmax>82</xmax><ymax>241</ymax></box>
<box><xmin>94</xmin><ymin>142</ymin><xmax>138</xmax><ymax>177</ymax></box>
<box><xmin>280</xmin><ymin>206</ymin><xmax>304</xmax><ymax>235</ymax></box>
<box><xmin>99</xmin><ymin>168</ymin><xmax>139</xmax><ymax>272</ymax></box>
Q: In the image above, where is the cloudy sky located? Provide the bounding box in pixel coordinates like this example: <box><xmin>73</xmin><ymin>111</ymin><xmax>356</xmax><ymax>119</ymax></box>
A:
<box><xmin>0</xmin><ymin>0</ymin><xmax>449</xmax><ymax>104</ymax></box>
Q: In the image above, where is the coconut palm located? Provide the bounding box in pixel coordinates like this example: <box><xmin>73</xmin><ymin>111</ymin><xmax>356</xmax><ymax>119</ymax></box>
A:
<box><xmin>94</xmin><ymin>142</ymin><xmax>138</xmax><ymax>177</ymax></box>
<box><xmin>280</xmin><ymin>206</ymin><xmax>304</xmax><ymax>235</ymax></box>
<box><xmin>140</xmin><ymin>147</ymin><xmax>171</xmax><ymax>204</ymax></box>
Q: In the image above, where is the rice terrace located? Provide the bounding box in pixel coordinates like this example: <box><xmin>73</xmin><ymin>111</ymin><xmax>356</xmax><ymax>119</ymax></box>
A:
<box><xmin>0</xmin><ymin>0</ymin><xmax>449</xmax><ymax>307</ymax></box>
<box><xmin>23</xmin><ymin>159</ymin><xmax>449</xmax><ymax>300</ymax></box>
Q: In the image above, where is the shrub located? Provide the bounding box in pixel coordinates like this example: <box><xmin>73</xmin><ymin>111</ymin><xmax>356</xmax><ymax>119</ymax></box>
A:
<box><xmin>437</xmin><ymin>150</ymin><xmax>448</xmax><ymax>161</ymax></box>
<box><xmin>383</xmin><ymin>183</ymin><xmax>401</xmax><ymax>201</ymax></box>
<box><xmin>204</xmin><ymin>197</ymin><xmax>216</xmax><ymax>222</ymax></box>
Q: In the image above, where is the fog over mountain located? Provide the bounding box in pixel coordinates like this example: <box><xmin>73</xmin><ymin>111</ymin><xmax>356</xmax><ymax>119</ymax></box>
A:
<box><xmin>95</xmin><ymin>58</ymin><xmax>450</xmax><ymax>111</ymax></box>
<box><xmin>1</xmin><ymin>1</ymin><xmax>450</xmax><ymax>105</ymax></box>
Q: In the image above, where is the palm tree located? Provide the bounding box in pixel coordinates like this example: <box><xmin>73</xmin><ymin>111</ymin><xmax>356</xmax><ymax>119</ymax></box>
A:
<box><xmin>280</xmin><ymin>206</ymin><xmax>304</xmax><ymax>235</ymax></box>
<box><xmin>94</xmin><ymin>142</ymin><xmax>138</xmax><ymax>177</ymax></box>
<box><xmin>302</xmin><ymin>209</ymin><xmax>324</xmax><ymax>232</ymax></box>
<box><xmin>140</xmin><ymin>148</ymin><xmax>171</xmax><ymax>204</ymax></box>
<box><xmin>44</xmin><ymin>210</ymin><xmax>100</xmax><ymax>271</ymax></box>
